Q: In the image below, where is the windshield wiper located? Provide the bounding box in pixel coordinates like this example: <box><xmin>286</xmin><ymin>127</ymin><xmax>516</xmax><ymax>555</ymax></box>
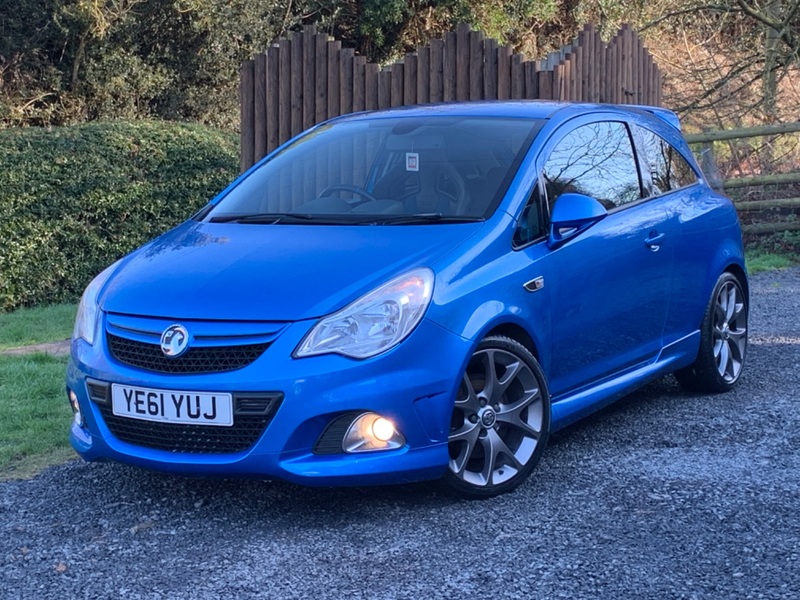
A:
<box><xmin>209</xmin><ymin>212</ymin><xmax>484</xmax><ymax>225</ymax></box>
<box><xmin>209</xmin><ymin>213</ymin><xmax>318</xmax><ymax>224</ymax></box>
<box><xmin>359</xmin><ymin>213</ymin><xmax>484</xmax><ymax>225</ymax></box>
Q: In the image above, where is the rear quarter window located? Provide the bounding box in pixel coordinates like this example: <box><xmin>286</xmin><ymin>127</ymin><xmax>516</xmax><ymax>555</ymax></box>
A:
<box><xmin>633</xmin><ymin>124</ymin><xmax>698</xmax><ymax>195</ymax></box>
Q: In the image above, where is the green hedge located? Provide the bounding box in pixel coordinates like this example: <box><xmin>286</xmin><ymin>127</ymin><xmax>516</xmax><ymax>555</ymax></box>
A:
<box><xmin>0</xmin><ymin>121</ymin><xmax>239</xmax><ymax>311</ymax></box>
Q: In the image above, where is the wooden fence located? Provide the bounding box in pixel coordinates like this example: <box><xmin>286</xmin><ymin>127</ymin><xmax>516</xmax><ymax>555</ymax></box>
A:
<box><xmin>688</xmin><ymin>122</ymin><xmax>800</xmax><ymax>235</ymax></box>
<box><xmin>240</xmin><ymin>23</ymin><xmax>662</xmax><ymax>170</ymax></box>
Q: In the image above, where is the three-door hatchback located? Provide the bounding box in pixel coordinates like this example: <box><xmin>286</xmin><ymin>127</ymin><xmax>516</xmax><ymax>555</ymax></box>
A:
<box><xmin>68</xmin><ymin>101</ymin><xmax>748</xmax><ymax>497</ymax></box>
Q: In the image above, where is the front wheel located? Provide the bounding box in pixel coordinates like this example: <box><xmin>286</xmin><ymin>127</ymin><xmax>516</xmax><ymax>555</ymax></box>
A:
<box><xmin>443</xmin><ymin>336</ymin><xmax>550</xmax><ymax>498</ymax></box>
<box><xmin>675</xmin><ymin>272</ymin><xmax>748</xmax><ymax>393</ymax></box>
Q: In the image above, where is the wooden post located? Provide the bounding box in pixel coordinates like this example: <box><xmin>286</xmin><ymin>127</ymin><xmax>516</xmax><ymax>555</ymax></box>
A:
<box><xmin>417</xmin><ymin>46</ymin><xmax>430</xmax><ymax>104</ymax></box>
<box><xmin>483</xmin><ymin>38</ymin><xmax>497</xmax><ymax>100</ymax></box>
<box><xmin>469</xmin><ymin>30</ymin><xmax>484</xmax><ymax>100</ymax></box>
<box><xmin>456</xmin><ymin>24</ymin><xmax>470</xmax><ymax>101</ymax></box>
<box><xmin>378</xmin><ymin>68</ymin><xmax>392</xmax><ymax>109</ymax></box>
<box><xmin>266</xmin><ymin>46</ymin><xmax>279</xmax><ymax>153</ymax></box>
<box><xmin>497</xmin><ymin>45</ymin><xmax>512</xmax><ymax>99</ymax></box>
<box><xmin>511</xmin><ymin>54</ymin><xmax>524</xmax><ymax>99</ymax></box>
<box><xmin>365</xmin><ymin>62</ymin><xmax>378</xmax><ymax>110</ymax></box>
<box><xmin>253</xmin><ymin>52</ymin><xmax>267</xmax><ymax>162</ymax></box>
<box><xmin>327</xmin><ymin>40</ymin><xmax>341</xmax><ymax>119</ymax></box>
<box><xmin>339</xmin><ymin>47</ymin><xmax>354</xmax><ymax>116</ymax></box>
<box><xmin>430</xmin><ymin>38</ymin><xmax>444</xmax><ymax>102</ymax></box>
<box><xmin>391</xmin><ymin>63</ymin><xmax>404</xmax><ymax>107</ymax></box>
<box><xmin>290</xmin><ymin>32</ymin><xmax>303</xmax><ymax>137</ymax></box>
<box><xmin>404</xmin><ymin>53</ymin><xmax>417</xmax><ymax>105</ymax></box>
<box><xmin>278</xmin><ymin>39</ymin><xmax>291</xmax><ymax>145</ymax></box>
<box><xmin>352</xmin><ymin>55</ymin><xmax>366</xmax><ymax>113</ymax></box>
<box><xmin>240</xmin><ymin>59</ymin><xmax>255</xmax><ymax>171</ymax></box>
<box><xmin>303</xmin><ymin>26</ymin><xmax>316</xmax><ymax>129</ymax></box>
<box><xmin>315</xmin><ymin>33</ymin><xmax>328</xmax><ymax>124</ymax></box>
<box><xmin>444</xmin><ymin>32</ymin><xmax>457</xmax><ymax>101</ymax></box>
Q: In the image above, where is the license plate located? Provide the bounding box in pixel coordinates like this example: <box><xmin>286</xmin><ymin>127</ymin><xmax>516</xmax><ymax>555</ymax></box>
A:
<box><xmin>111</xmin><ymin>384</ymin><xmax>233</xmax><ymax>427</ymax></box>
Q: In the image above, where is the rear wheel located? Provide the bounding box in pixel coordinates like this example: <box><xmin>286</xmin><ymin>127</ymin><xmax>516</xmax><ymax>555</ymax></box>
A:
<box><xmin>675</xmin><ymin>272</ymin><xmax>748</xmax><ymax>393</ymax></box>
<box><xmin>443</xmin><ymin>336</ymin><xmax>550</xmax><ymax>498</ymax></box>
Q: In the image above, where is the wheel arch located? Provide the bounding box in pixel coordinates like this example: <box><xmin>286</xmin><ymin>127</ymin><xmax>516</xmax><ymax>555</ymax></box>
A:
<box><xmin>484</xmin><ymin>322</ymin><xmax>541</xmax><ymax>362</ymax></box>
<box><xmin>724</xmin><ymin>262</ymin><xmax>749</xmax><ymax>299</ymax></box>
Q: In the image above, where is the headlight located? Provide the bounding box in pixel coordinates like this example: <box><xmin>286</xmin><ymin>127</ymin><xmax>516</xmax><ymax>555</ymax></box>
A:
<box><xmin>72</xmin><ymin>261</ymin><xmax>120</xmax><ymax>345</ymax></box>
<box><xmin>295</xmin><ymin>268</ymin><xmax>434</xmax><ymax>359</ymax></box>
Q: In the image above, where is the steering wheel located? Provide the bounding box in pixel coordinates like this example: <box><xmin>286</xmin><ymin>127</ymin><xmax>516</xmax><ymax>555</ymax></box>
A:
<box><xmin>319</xmin><ymin>184</ymin><xmax>377</xmax><ymax>206</ymax></box>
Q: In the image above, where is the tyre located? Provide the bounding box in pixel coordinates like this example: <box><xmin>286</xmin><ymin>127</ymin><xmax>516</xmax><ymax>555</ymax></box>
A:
<box><xmin>675</xmin><ymin>272</ymin><xmax>748</xmax><ymax>393</ymax></box>
<box><xmin>443</xmin><ymin>335</ymin><xmax>550</xmax><ymax>498</ymax></box>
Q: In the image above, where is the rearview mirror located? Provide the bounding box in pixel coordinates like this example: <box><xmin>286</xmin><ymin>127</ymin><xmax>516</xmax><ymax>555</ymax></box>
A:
<box><xmin>547</xmin><ymin>192</ymin><xmax>608</xmax><ymax>249</ymax></box>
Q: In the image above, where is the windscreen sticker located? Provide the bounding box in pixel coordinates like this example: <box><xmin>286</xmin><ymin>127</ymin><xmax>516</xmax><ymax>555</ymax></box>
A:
<box><xmin>406</xmin><ymin>152</ymin><xmax>419</xmax><ymax>172</ymax></box>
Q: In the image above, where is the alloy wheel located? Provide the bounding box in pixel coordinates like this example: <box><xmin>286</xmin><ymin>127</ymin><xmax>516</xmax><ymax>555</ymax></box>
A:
<box><xmin>448</xmin><ymin>346</ymin><xmax>545</xmax><ymax>490</ymax></box>
<box><xmin>712</xmin><ymin>280</ymin><xmax>747</xmax><ymax>383</ymax></box>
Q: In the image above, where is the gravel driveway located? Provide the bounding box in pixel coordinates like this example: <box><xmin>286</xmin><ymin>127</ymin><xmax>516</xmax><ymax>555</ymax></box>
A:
<box><xmin>2</xmin><ymin>268</ymin><xmax>798</xmax><ymax>600</ymax></box>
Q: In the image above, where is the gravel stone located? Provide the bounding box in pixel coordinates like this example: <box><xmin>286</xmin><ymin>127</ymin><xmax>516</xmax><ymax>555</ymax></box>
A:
<box><xmin>1</xmin><ymin>267</ymin><xmax>798</xmax><ymax>599</ymax></box>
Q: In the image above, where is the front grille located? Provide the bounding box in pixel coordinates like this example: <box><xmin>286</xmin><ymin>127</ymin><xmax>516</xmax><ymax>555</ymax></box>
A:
<box><xmin>96</xmin><ymin>394</ymin><xmax>282</xmax><ymax>454</ymax></box>
<box><xmin>107</xmin><ymin>334</ymin><xmax>269</xmax><ymax>374</ymax></box>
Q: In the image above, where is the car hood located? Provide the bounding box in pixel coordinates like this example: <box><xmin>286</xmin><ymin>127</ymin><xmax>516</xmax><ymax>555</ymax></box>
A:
<box><xmin>100</xmin><ymin>220</ymin><xmax>484</xmax><ymax>321</ymax></box>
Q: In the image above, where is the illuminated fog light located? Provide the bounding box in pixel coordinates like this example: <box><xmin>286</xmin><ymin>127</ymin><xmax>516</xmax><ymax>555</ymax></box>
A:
<box><xmin>68</xmin><ymin>389</ymin><xmax>83</xmax><ymax>427</ymax></box>
<box><xmin>343</xmin><ymin>412</ymin><xmax>405</xmax><ymax>453</ymax></box>
<box><xmin>372</xmin><ymin>417</ymin><xmax>395</xmax><ymax>442</ymax></box>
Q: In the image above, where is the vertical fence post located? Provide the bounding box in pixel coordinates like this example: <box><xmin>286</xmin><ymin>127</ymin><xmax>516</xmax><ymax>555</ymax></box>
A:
<box><xmin>417</xmin><ymin>46</ymin><xmax>430</xmax><ymax>104</ymax></box>
<box><xmin>327</xmin><ymin>40</ymin><xmax>341</xmax><ymax>120</ymax></box>
<box><xmin>240</xmin><ymin>59</ymin><xmax>255</xmax><ymax>171</ymax></box>
<box><xmin>404</xmin><ymin>54</ymin><xmax>417</xmax><ymax>105</ymax></box>
<box><xmin>443</xmin><ymin>31</ymin><xmax>457</xmax><ymax>101</ymax></box>
<box><xmin>266</xmin><ymin>46</ymin><xmax>279</xmax><ymax>154</ymax></box>
<box><xmin>430</xmin><ymin>38</ymin><xmax>444</xmax><ymax>102</ymax></box>
<box><xmin>253</xmin><ymin>52</ymin><xmax>267</xmax><ymax>163</ymax></box>
<box><xmin>290</xmin><ymin>32</ymin><xmax>303</xmax><ymax>137</ymax></box>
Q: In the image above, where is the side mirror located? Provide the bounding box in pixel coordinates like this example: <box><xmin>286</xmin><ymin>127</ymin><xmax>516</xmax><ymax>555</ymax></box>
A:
<box><xmin>547</xmin><ymin>192</ymin><xmax>608</xmax><ymax>249</ymax></box>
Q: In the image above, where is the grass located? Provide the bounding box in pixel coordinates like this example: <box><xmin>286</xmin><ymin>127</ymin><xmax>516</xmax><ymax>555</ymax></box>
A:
<box><xmin>744</xmin><ymin>230</ymin><xmax>800</xmax><ymax>274</ymax></box>
<box><xmin>746</xmin><ymin>250</ymin><xmax>798</xmax><ymax>274</ymax></box>
<box><xmin>0</xmin><ymin>303</ymin><xmax>76</xmax><ymax>350</ymax></box>
<box><xmin>0</xmin><ymin>353</ymin><xmax>73</xmax><ymax>479</ymax></box>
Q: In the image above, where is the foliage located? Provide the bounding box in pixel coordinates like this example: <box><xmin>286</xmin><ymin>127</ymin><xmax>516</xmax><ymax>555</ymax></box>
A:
<box><xmin>640</xmin><ymin>0</ymin><xmax>800</xmax><ymax>126</ymax></box>
<box><xmin>0</xmin><ymin>0</ymin><xmax>633</xmax><ymax>128</ymax></box>
<box><xmin>2</xmin><ymin>0</ymin><xmax>799</xmax><ymax>134</ymax></box>
<box><xmin>0</xmin><ymin>121</ymin><xmax>238</xmax><ymax>311</ymax></box>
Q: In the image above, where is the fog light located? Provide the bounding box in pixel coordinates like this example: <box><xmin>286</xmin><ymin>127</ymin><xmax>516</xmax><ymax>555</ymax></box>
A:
<box><xmin>343</xmin><ymin>412</ymin><xmax>405</xmax><ymax>453</ymax></box>
<box><xmin>372</xmin><ymin>417</ymin><xmax>395</xmax><ymax>442</ymax></box>
<box><xmin>68</xmin><ymin>389</ymin><xmax>83</xmax><ymax>427</ymax></box>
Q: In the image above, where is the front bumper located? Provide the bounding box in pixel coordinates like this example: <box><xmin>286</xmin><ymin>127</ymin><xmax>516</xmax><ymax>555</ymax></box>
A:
<box><xmin>67</xmin><ymin>316</ymin><xmax>470</xmax><ymax>486</ymax></box>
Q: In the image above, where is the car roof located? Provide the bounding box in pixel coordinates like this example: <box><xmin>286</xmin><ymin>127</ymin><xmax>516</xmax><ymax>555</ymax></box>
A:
<box><xmin>332</xmin><ymin>101</ymin><xmax>679</xmax><ymax>129</ymax></box>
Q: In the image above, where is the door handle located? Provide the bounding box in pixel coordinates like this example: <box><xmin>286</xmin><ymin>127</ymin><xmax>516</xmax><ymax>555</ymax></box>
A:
<box><xmin>644</xmin><ymin>232</ymin><xmax>665</xmax><ymax>252</ymax></box>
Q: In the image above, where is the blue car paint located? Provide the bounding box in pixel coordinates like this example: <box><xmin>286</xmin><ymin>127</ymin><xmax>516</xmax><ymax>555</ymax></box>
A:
<box><xmin>67</xmin><ymin>101</ymin><xmax>746</xmax><ymax>487</ymax></box>
<box><xmin>100</xmin><ymin>220</ymin><xmax>487</xmax><ymax>321</ymax></box>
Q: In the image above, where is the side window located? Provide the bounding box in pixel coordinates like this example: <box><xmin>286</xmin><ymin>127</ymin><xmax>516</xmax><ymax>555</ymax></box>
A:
<box><xmin>543</xmin><ymin>121</ymin><xmax>642</xmax><ymax>211</ymax></box>
<box><xmin>513</xmin><ymin>185</ymin><xmax>545</xmax><ymax>247</ymax></box>
<box><xmin>634</xmin><ymin>125</ymin><xmax>699</xmax><ymax>195</ymax></box>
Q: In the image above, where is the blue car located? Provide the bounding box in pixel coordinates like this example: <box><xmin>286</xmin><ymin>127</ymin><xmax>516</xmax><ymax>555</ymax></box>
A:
<box><xmin>67</xmin><ymin>101</ymin><xmax>748</xmax><ymax>497</ymax></box>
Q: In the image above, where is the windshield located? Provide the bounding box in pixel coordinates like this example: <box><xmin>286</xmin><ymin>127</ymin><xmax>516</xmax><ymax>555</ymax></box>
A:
<box><xmin>207</xmin><ymin>116</ymin><xmax>541</xmax><ymax>224</ymax></box>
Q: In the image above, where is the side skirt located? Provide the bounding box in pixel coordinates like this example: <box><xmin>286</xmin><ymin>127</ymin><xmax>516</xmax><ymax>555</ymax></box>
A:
<box><xmin>550</xmin><ymin>331</ymin><xmax>700</xmax><ymax>431</ymax></box>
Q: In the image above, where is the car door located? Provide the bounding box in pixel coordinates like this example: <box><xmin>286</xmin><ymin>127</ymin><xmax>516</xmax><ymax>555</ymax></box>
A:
<box><xmin>629</xmin><ymin>122</ymin><xmax>711</xmax><ymax>349</ymax></box>
<box><xmin>534</xmin><ymin>118</ymin><xmax>676</xmax><ymax>399</ymax></box>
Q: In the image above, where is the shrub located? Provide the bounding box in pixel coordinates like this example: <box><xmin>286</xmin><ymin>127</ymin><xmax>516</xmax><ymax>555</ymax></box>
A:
<box><xmin>0</xmin><ymin>121</ymin><xmax>238</xmax><ymax>311</ymax></box>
